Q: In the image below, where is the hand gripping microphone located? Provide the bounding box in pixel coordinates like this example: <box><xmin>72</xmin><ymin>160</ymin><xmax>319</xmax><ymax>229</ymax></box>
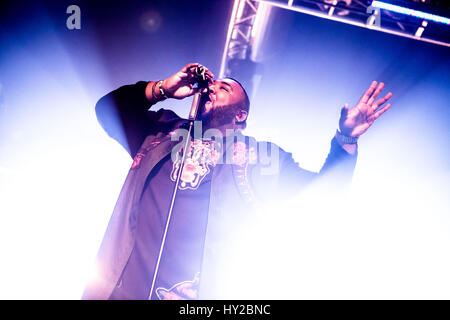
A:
<box><xmin>189</xmin><ymin>66</ymin><xmax>210</xmax><ymax>120</ymax></box>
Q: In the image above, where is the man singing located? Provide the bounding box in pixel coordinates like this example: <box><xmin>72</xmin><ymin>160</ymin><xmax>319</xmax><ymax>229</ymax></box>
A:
<box><xmin>82</xmin><ymin>63</ymin><xmax>392</xmax><ymax>300</ymax></box>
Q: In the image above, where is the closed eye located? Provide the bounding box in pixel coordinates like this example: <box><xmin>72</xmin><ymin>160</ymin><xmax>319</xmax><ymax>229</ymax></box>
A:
<box><xmin>221</xmin><ymin>86</ymin><xmax>229</xmax><ymax>92</ymax></box>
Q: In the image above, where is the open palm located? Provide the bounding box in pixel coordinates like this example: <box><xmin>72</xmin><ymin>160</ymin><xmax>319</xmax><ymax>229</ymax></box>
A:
<box><xmin>340</xmin><ymin>81</ymin><xmax>393</xmax><ymax>137</ymax></box>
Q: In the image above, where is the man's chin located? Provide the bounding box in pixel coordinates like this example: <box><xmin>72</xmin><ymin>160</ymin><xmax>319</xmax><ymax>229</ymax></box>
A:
<box><xmin>197</xmin><ymin>100</ymin><xmax>214</xmax><ymax>120</ymax></box>
<box><xmin>197</xmin><ymin>113</ymin><xmax>214</xmax><ymax>129</ymax></box>
<box><xmin>197</xmin><ymin>106</ymin><xmax>210</xmax><ymax>121</ymax></box>
<box><xmin>197</xmin><ymin>103</ymin><xmax>235</xmax><ymax>129</ymax></box>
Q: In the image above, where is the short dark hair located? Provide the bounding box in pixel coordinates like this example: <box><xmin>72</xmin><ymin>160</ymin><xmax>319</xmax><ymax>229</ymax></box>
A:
<box><xmin>224</xmin><ymin>77</ymin><xmax>250</xmax><ymax>126</ymax></box>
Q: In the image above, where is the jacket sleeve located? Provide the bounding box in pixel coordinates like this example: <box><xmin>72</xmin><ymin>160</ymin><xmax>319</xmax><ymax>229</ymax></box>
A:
<box><xmin>250</xmin><ymin>138</ymin><xmax>357</xmax><ymax>201</ymax></box>
<box><xmin>278</xmin><ymin>137</ymin><xmax>357</xmax><ymax>198</ymax></box>
<box><xmin>95</xmin><ymin>81</ymin><xmax>176</xmax><ymax>158</ymax></box>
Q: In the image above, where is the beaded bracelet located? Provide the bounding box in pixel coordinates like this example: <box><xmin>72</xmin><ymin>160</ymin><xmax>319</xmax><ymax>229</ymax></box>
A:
<box><xmin>150</xmin><ymin>80</ymin><xmax>167</xmax><ymax>101</ymax></box>
<box><xmin>157</xmin><ymin>80</ymin><xmax>168</xmax><ymax>99</ymax></box>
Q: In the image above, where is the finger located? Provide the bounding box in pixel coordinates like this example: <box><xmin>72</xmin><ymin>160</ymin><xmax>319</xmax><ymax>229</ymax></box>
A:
<box><xmin>204</xmin><ymin>68</ymin><xmax>215</xmax><ymax>79</ymax></box>
<box><xmin>183</xmin><ymin>64</ymin><xmax>215</xmax><ymax>83</ymax></box>
<box><xmin>372</xmin><ymin>103</ymin><xmax>391</xmax><ymax>120</ymax></box>
<box><xmin>373</xmin><ymin>92</ymin><xmax>393</xmax><ymax>110</ymax></box>
<box><xmin>367</xmin><ymin>82</ymin><xmax>384</xmax><ymax>105</ymax></box>
<box><xmin>178</xmin><ymin>65</ymin><xmax>200</xmax><ymax>79</ymax></box>
<box><xmin>205</xmin><ymin>71</ymin><xmax>215</xmax><ymax>81</ymax></box>
<box><xmin>196</xmin><ymin>65</ymin><xmax>215</xmax><ymax>80</ymax></box>
<box><xmin>178</xmin><ymin>73</ymin><xmax>197</xmax><ymax>85</ymax></box>
<box><xmin>187</xmin><ymin>64</ymin><xmax>209</xmax><ymax>79</ymax></box>
<box><xmin>358</xmin><ymin>81</ymin><xmax>378</xmax><ymax>104</ymax></box>
<box><xmin>183</xmin><ymin>64</ymin><xmax>202</xmax><ymax>77</ymax></box>
<box><xmin>181</xmin><ymin>69</ymin><xmax>200</xmax><ymax>82</ymax></box>
<box><xmin>178</xmin><ymin>72</ymin><xmax>191</xmax><ymax>79</ymax></box>
<box><xmin>182</xmin><ymin>63</ymin><xmax>200</xmax><ymax>73</ymax></box>
<box><xmin>205</xmin><ymin>72</ymin><xmax>215</xmax><ymax>83</ymax></box>
<box><xmin>340</xmin><ymin>103</ymin><xmax>349</xmax><ymax>118</ymax></box>
<box><xmin>194</xmin><ymin>68</ymin><xmax>215</xmax><ymax>84</ymax></box>
<box><xmin>187</xmin><ymin>65</ymin><xmax>200</xmax><ymax>75</ymax></box>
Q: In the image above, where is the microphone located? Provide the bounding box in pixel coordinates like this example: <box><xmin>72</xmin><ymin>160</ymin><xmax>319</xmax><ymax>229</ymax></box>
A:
<box><xmin>194</xmin><ymin>66</ymin><xmax>210</xmax><ymax>89</ymax></box>
<box><xmin>189</xmin><ymin>66</ymin><xmax>210</xmax><ymax>120</ymax></box>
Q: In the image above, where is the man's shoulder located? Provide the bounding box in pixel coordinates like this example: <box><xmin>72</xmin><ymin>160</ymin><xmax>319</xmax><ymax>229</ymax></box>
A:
<box><xmin>152</xmin><ymin>108</ymin><xmax>183</xmax><ymax>123</ymax></box>
<box><xmin>237</xmin><ymin>134</ymin><xmax>291</xmax><ymax>163</ymax></box>
<box><xmin>241</xmin><ymin>134</ymin><xmax>286</xmax><ymax>152</ymax></box>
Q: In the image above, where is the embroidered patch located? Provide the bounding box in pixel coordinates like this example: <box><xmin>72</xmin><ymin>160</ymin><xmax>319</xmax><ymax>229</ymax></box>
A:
<box><xmin>170</xmin><ymin>139</ymin><xmax>219</xmax><ymax>190</ymax></box>
<box><xmin>232</xmin><ymin>141</ymin><xmax>257</xmax><ymax>167</ymax></box>
<box><xmin>156</xmin><ymin>272</ymin><xmax>200</xmax><ymax>300</ymax></box>
<box><xmin>130</xmin><ymin>141</ymin><xmax>161</xmax><ymax>169</ymax></box>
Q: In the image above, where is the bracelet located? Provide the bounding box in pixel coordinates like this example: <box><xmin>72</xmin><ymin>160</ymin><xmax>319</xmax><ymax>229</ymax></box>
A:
<box><xmin>157</xmin><ymin>80</ymin><xmax>168</xmax><ymax>99</ymax></box>
<box><xmin>151</xmin><ymin>80</ymin><xmax>167</xmax><ymax>101</ymax></box>
<box><xmin>151</xmin><ymin>81</ymin><xmax>159</xmax><ymax>101</ymax></box>
<box><xmin>335</xmin><ymin>129</ymin><xmax>358</xmax><ymax>145</ymax></box>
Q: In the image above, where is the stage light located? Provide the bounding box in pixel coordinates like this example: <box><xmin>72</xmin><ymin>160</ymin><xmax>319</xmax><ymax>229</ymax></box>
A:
<box><xmin>371</xmin><ymin>1</ymin><xmax>450</xmax><ymax>25</ymax></box>
<box><xmin>139</xmin><ymin>10</ymin><xmax>163</xmax><ymax>34</ymax></box>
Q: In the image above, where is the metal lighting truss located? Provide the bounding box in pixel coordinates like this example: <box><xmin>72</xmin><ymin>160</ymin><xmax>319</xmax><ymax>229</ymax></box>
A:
<box><xmin>220</xmin><ymin>0</ymin><xmax>449</xmax><ymax>77</ymax></box>
<box><xmin>219</xmin><ymin>0</ymin><xmax>261</xmax><ymax>78</ymax></box>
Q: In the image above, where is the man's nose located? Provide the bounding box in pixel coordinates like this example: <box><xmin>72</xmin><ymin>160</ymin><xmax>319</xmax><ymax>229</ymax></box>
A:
<box><xmin>208</xmin><ymin>83</ymin><xmax>216</xmax><ymax>94</ymax></box>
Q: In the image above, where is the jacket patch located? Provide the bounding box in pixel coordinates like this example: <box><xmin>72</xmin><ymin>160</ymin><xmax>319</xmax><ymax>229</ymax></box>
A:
<box><xmin>156</xmin><ymin>273</ymin><xmax>200</xmax><ymax>300</ymax></box>
<box><xmin>130</xmin><ymin>141</ymin><xmax>161</xmax><ymax>169</ymax></box>
<box><xmin>170</xmin><ymin>139</ymin><xmax>219</xmax><ymax>190</ymax></box>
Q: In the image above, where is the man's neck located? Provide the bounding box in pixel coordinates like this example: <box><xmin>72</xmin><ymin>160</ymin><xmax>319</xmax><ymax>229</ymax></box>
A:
<box><xmin>202</xmin><ymin>123</ymin><xmax>242</xmax><ymax>137</ymax></box>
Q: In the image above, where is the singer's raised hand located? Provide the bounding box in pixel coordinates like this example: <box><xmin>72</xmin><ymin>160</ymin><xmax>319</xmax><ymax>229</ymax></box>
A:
<box><xmin>339</xmin><ymin>81</ymin><xmax>393</xmax><ymax>138</ymax></box>
<box><xmin>162</xmin><ymin>63</ymin><xmax>214</xmax><ymax>100</ymax></box>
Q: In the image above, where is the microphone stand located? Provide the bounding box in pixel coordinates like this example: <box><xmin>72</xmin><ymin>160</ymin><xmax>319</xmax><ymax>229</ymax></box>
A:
<box><xmin>148</xmin><ymin>67</ymin><xmax>209</xmax><ymax>300</ymax></box>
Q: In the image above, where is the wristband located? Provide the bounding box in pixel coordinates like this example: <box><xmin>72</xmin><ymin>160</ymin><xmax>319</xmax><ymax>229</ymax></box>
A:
<box><xmin>335</xmin><ymin>129</ymin><xmax>358</xmax><ymax>145</ymax></box>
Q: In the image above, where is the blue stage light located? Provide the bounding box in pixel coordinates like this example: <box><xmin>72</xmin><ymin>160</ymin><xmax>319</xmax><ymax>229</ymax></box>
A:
<box><xmin>371</xmin><ymin>1</ymin><xmax>450</xmax><ymax>25</ymax></box>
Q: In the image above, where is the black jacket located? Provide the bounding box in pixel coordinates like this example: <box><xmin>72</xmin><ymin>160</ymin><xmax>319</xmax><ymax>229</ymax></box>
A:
<box><xmin>82</xmin><ymin>81</ymin><xmax>357</xmax><ymax>299</ymax></box>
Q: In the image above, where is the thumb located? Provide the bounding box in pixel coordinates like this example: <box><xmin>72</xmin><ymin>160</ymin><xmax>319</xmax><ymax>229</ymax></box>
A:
<box><xmin>340</xmin><ymin>104</ymin><xmax>349</xmax><ymax>117</ymax></box>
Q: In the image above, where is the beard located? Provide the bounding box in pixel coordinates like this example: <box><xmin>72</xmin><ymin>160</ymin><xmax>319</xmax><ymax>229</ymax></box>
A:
<box><xmin>197</xmin><ymin>93</ymin><xmax>238</xmax><ymax>129</ymax></box>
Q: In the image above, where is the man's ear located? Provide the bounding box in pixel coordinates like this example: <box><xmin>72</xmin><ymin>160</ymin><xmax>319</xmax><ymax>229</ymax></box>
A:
<box><xmin>235</xmin><ymin>110</ymin><xmax>248</xmax><ymax>123</ymax></box>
